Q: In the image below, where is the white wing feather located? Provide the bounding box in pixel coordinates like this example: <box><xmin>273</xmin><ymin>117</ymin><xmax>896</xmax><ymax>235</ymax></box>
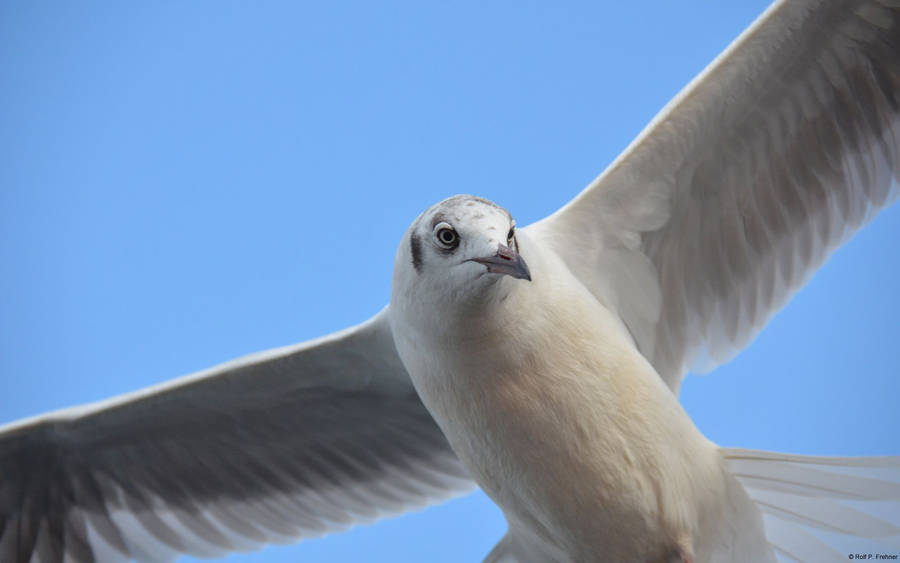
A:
<box><xmin>527</xmin><ymin>0</ymin><xmax>900</xmax><ymax>391</ymax></box>
<box><xmin>724</xmin><ymin>449</ymin><xmax>900</xmax><ymax>562</ymax></box>
<box><xmin>0</xmin><ymin>308</ymin><xmax>473</xmax><ymax>562</ymax></box>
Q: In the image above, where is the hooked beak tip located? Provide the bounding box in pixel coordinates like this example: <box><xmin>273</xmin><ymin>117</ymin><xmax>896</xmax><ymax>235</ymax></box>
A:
<box><xmin>469</xmin><ymin>244</ymin><xmax>532</xmax><ymax>281</ymax></box>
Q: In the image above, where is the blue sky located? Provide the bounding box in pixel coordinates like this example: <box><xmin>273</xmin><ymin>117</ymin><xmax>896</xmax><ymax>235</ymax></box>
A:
<box><xmin>2</xmin><ymin>1</ymin><xmax>898</xmax><ymax>561</ymax></box>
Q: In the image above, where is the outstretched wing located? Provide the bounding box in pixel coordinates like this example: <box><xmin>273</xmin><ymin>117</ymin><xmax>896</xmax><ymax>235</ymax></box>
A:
<box><xmin>0</xmin><ymin>308</ymin><xmax>472</xmax><ymax>562</ymax></box>
<box><xmin>527</xmin><ymin>0</ymin><xmax>900</xmax><ymax>391</ymax></box>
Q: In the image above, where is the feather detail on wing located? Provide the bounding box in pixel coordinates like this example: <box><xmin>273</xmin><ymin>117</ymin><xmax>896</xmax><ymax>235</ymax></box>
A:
<box><xmin>0</xmin><ymin>308</ymin><xmax>473</xmax><ymax>562</ymax></box>
<box><xmin>723</xmin><ymin>448</ymin><xmax>900</xmax><ymax>562</ymax></box>
<box><xmin>527</xmin><ymin>0</ymin><xmax>900</xmax><ymax>392</ymax></box>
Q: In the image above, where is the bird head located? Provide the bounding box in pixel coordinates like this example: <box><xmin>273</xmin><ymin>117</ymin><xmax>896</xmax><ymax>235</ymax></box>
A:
<box><xmin>391</xmin><ymin>195</ymin><xmax>531</xmax><ymax>314</ymax></box>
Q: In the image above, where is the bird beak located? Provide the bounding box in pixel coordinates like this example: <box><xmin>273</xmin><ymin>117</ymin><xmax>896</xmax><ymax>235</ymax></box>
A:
<box><xmin>468</xmin><ymin>244</ymin><xmax>532</xmax><ymax>281</ymax></box>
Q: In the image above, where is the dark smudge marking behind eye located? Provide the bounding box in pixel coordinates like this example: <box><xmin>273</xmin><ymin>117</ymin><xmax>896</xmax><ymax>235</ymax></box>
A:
<box><xmin>410</xmin><ymin>233</ymin><xmax>423</xmax><ymax>273</ymax></box>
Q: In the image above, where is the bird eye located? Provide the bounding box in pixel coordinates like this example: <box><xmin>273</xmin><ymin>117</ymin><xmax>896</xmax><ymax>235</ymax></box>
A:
<box><xmin>507</xmin><ymin>227</ymin><xmax>515</xmax><ymax>246</ymax></box>
<box><xmin>435</xmin><ymin>226</ymin><xmax>459</xmax><ymax>248</ymax></box>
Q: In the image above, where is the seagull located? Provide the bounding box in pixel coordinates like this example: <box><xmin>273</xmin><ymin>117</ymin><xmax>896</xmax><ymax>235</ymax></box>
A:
<box><xmin>2</xmin><ymin>0</ymin><xmax>899</xmax><ymax>561</ymax></box>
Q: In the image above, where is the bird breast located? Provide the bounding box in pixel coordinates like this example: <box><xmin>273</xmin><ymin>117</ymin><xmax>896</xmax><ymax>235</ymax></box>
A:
<box><xmin>392</xmin><ymin>243</ymin><xmax>742</xmax><ymax>561</ymax></box>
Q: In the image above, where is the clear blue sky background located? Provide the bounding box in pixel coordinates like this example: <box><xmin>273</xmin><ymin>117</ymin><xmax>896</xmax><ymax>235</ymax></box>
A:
<box><xmin>2</xmin><ymin>1</ymin><xmax>898</xmax><ymax>561</ymax></box>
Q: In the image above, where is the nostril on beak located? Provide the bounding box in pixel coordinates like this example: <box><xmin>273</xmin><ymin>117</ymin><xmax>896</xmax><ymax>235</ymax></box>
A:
<box><xmin>497</xmin><ymin>244</ymin><xmax>515</xmax><ymax>261</ymax></box>
<box><xmin>468</xmin><ymin>243</ymin><xmax>531</xmax><ymax>281</ymax></box>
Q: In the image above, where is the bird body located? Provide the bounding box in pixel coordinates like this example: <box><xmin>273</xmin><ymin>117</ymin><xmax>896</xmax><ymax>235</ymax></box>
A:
<box><xmin>390</xmin><ymin>199</ymin><xmax>773</xmax><ymax>563</ymax></box>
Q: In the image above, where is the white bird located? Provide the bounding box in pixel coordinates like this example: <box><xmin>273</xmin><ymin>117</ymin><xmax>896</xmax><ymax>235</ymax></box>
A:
<box><xmin>2</xmin><ymin>0</ymin><xmax>899</xmax><ymax>562</ymax></box>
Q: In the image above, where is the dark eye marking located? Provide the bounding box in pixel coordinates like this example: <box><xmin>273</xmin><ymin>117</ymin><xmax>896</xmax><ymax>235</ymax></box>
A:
<box><xmin>410</xmin><ymin>233</ymin><xmax>423</xmax><ymax>273</ymax></box>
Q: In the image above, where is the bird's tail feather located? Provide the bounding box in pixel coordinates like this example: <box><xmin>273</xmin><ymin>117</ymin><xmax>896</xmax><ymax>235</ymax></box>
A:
<box><xmin>722</xmin><ymin>448</ymin><xmax>900</xmax><ymax>563</ymax></box>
